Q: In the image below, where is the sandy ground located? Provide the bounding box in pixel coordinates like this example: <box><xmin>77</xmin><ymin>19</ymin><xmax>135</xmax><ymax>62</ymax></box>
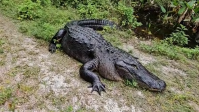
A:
<box><xmin>0</xmin><ymin>13</ymin><xmax>199</xmax><ymax>112</ymax></box>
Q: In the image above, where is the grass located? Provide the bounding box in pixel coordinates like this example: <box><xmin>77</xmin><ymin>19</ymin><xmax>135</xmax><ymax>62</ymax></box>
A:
<box><xmin>0</xmin><ymin>39</ymin><xmax>5</xmax><ymax>54</ymax></box>
<box><xmin>6</xmin><ymin>65</ymin><xmax>40</xmax><ymax>78</ymax></box>
<box><xmin>23</xmin><ymin>65</ymin><xmax>40</xmax><ymax>78</ymax></box>
<box><xmin>139</xmin><ymin>40</ymin><xmax>199</xmax><ymax>61</ymax></box>
<box><xmin>0</xmin><ymin>87</ymin><xmax>12</xmax><ymax>105</ymax></box>
<box><xmin>18</xmin><ymin>6</ymin><xmax>79</xmax><ymax>41</ymax></box>
<box><xmin>0</xmin><ymin>39</ymin><xmax>5</xmax><ymax>66</ymax></box>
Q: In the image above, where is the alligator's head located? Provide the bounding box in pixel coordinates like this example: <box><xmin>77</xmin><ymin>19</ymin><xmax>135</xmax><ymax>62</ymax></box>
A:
<box><xmin>116</xmin><ymin>60</ymin><xmax>166</xmax><ymax>92</ymax></box>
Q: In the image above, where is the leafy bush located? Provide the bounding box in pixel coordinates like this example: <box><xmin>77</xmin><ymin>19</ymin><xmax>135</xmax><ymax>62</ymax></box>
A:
<box><xmin>77</xmin><ymin>0</ymin><xmax>110</xmax><ymax>19</ymax></box>
<box><xmin>164</xmin><ymin>24</ymin><xmax>189</xmax><ymax>46</ymax></box>
<box><xmin>50</xmin><ymin>0</ymin><xmax>110</xmax><ymax>9</ymax></box>
<box><xmin>117</xmin><ymin>1</ymin><xmax>142</xmax><ymax>28</ymax></box>
<box><xmin>157</xmin><ymin>0</ymin><xmax>199</xmax><ymax>26</ymax></box>
<box><xmin>17</xmin><ymin>0</ymin><xmax>43</xmax><ymax>20</ymax></box>
<box><xmin>78</xmin><ymin>3</ymin><xmax>109</xmax><ymax>18</ymax></box>
<box><xmin>50</xmin><ymin>0</ymin><xmax>68</xmax><ymax>7</ymax></box>
<box><xmin>32</xmin><ymin>0</ymin><xmax>51</xmax><ymax>7</ymax></box>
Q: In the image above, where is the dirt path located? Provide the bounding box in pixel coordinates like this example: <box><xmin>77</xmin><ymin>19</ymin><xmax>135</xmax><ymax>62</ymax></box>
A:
<box><xmin>0</xmin><ymin>13</ymin><xmax>199</xmax><ymax>112</ymax></box>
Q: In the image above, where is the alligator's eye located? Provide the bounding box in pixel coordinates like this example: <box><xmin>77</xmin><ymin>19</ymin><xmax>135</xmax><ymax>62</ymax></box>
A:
<box><xmin>132</xmin><ymin>64</ymin><xmax>138</xmax><ymax>70</ymax></box>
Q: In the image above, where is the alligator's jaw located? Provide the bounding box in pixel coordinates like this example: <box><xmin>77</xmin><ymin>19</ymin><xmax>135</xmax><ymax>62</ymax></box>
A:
<box><xmin>115</xmin><ymin>60</ymin><xmax>166</xmax><ymax>92</ymax></box>
<box><xmin>133</xmin><ymin>65</ymin><xmax>166</xmax><ymax>92</ymax></box>
<box><xmin>137</xmin><ymin>78</ymin><xmax>166</xmax><ymax>92</ymax></box>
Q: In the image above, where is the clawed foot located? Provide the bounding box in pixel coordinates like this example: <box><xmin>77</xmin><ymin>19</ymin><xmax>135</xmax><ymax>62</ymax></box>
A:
<box><xmin>88</xmin><ymin>81</ymin><xmax>106</xmax><ymax>95</ymax></box>
<box><xmin>49</xmin><ymin>43</ymin><xmax>56</xmax><ymax>53</ymax></box>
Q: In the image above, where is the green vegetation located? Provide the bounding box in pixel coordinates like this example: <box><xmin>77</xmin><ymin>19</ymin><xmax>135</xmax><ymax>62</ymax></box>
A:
<box><xmin>125</xmin><ymin>79</ymin><xmax>138</xmax><ymax>87</ymax></box>
<box><xmin>0</xmin><ymin>39</ymin><xmax>5</xmax><ymax>54</ymax></box>
<box><xmin>17</xmin><ymin>0</ymin><xmax>43</xmax><ymax>20</ymax></box>
<box><xmin>0</xmin><ymin>87</ymin><xmax>12</xmax><ymax>105</ymax></box>
<box><xmin>165</xmin><ymin>24</ymin><xmax>189</xmax><ymax>47</ymax></box>
<box><xmin>158</xmin><ymin>0</ymin><xmax>199</xmax><ymax>23</ymax></box>
<box><xmin>117</xmin><ymin>1</ymin><xmax>142</xmax><ymax>28</ymax></box>
<box><xmin>140</xmin><ymin>40</ymin><xmax>199</xmax><ymax>60</ymax></box>
<box><xmin>140</xmin><ymin>24</ymin><xmax>199</xmax><ymax>60</ymax></box>
<box><xmin>64</xmin><ymin>105</ymin><xmax>73</xmax><ymax>112</ymax></box>
<box><xmin>136</xmin><ymin>0</ymin><xmax>199</xmax><ymax>60</ymax></box>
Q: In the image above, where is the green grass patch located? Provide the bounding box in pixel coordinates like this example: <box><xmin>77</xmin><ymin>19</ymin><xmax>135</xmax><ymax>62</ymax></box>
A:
<box><xmin>164</xmin><ymin>93</ymin><xmax>195</xmax><ymax>112</ymax></box>
<box><xmin>0</xmin><ymin>39</ymin><xmax>5</xmax><ymax>54</ymax></box>
<box><xmin>0</xmin><ymin>49</ymin><xmax>3</xmax><ymax>54</ymax></box>
<box><xmin>145</xmin><ymin>62</ymin><xmax>162</xmax><ymax>75</ymax></box>
<box><xmin>0</xmin><ymin>59</ymin><xmax>5</xmax><ymax>66</ymax></box>
<box><xmin>0</xmin><ymin>87</ymin><xmax>12</xmax><ymax>105</ymax></box>
<box><xmin>140</xmin><ymin>41</ymin><xmax>181</xmax><ymax>60</ymax></box>
<box><xmin>17</xmin><ymin>83</ymin><xmax>36</xmax><ymax>94</ymax></box>
<box><xmin>23</xmin><ymin>66</ymin><xmax>40</xmax><ymax>78</ymax></box>
<box><xmin>140</xmin><ymin>40</ymin><xmax>199</xmax><ymax>61</ymax></box>
<box><xmin>124</xmin><ymin>79</ymin><xmax>138</xmax><ymax>88</ymax></box>
<box><xmin>6</xmin><ymin>65</ymin><xmax>40</xmax><ymax>78</ymax></box>
<box><xmin>18</xmin><ymin>6</ymin><xmax>79</xmax><ymax>41</ymax></box>
<box><xmin>62</xmin><ymin>105</ymin><xmax>73</xmax><ymax>112</ymax></box>
<box><xmin>0</xmin><ymin>39</ymin><xmax>5</xmax><ymax>45</ymax></box>
<box><xmin>180</xmin><ymin>47</ymin><xmax>199</xmax><ymax>60</ymax></box>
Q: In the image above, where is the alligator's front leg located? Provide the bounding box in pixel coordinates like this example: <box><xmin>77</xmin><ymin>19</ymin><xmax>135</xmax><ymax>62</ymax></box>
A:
<box><xmin>49</xmin><ymin>28</ymin><xmax>66</xmax><ymax>53</ymax></box>
<box><xmin>80</xmin><ymin>59</ymin><xmax>105</xmax><ymax>95</ymax></box>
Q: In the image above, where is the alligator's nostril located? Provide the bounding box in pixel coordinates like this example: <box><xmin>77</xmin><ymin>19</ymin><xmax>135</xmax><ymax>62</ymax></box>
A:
<box><xmin>158</xmin><ymin>80</ymin><xmax>166</xmax><ymax>90</ymax></box>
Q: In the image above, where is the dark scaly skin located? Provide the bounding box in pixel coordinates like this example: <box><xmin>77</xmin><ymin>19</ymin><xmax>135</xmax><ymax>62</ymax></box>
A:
<box><xmin>49</xmin><ymin>19</ymin><xmax>166</xmax><ymax>95</ymax></box>
<box><xmin>65</xmin><ymin>19</ymin><xmax>116</xmax><ymax>30</ymax></box>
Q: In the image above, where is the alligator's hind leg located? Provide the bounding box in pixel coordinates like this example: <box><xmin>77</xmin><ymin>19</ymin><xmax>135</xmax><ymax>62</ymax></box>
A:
<box><xmin>49</xmin><ymin>28</ymin><xmax>66</xmax><ymax>53</ymax></box>
<box><xmin>80</xmin><ymin>59</ymin><xmax>105</xmax><ymax>95</ymax></box>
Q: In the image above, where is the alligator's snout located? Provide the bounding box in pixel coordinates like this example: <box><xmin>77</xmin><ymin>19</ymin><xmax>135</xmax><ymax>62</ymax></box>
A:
<box><xmin>148</xmin><ymin>79</ymin><xmax>166</xmax><ymax>92</ymax></box>
<box><xmin>158</xmin><ymin>80</ymin><xmax>166</xmax><ymax>91</ymax></box>
<box><xmin>116</xmin><ymin>60</ymin><xmax>166</xmax><ymax>92</ymax></box>
<box><xmin>135</xmin><ymin>70</ymin><xmax>167</xmax><ymax>92</ymax></box>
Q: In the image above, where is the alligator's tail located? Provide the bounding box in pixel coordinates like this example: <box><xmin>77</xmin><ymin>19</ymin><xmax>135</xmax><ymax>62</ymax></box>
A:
<box><xmin>65</xmin><ymin>19</ymin><xmax>117</xmax><ymax>30</ymax></box>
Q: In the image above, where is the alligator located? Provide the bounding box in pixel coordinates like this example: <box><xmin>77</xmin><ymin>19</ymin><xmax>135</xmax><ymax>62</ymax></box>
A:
<box><xmin>49</xmin><ymin>19</ymin><xmax>166</xmax><ymax>95</ymax></box>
